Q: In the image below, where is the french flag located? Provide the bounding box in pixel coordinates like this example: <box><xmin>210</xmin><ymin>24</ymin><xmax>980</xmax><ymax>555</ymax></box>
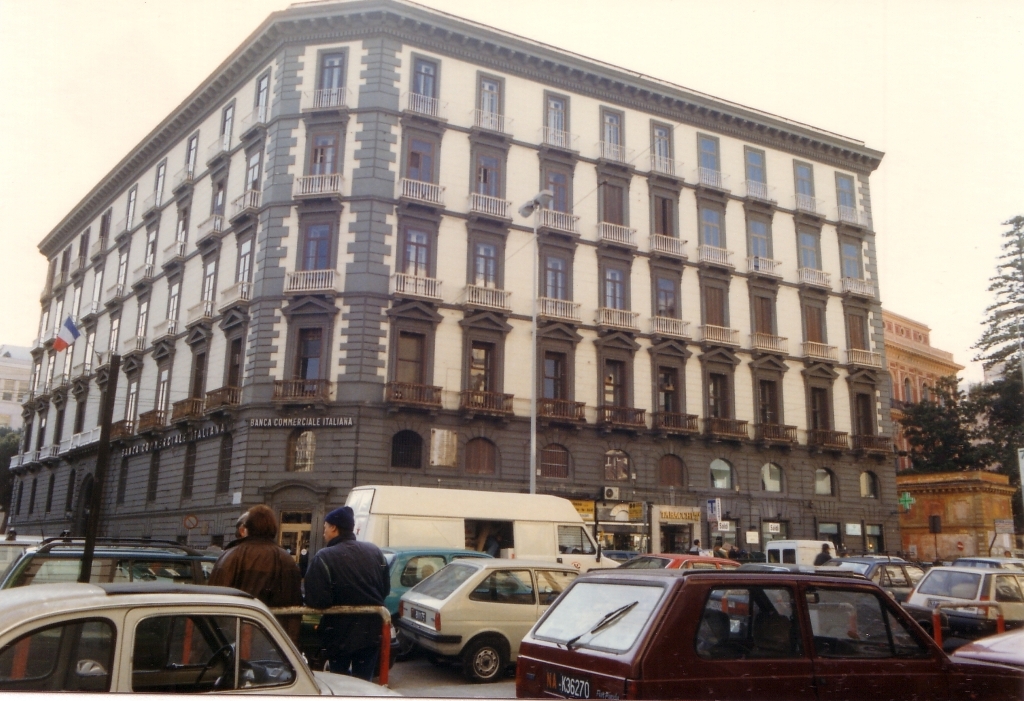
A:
<box><xmin>51</xmin><ymin>316</ymin><xmax>81</xmax><ymax>352</ymax></box>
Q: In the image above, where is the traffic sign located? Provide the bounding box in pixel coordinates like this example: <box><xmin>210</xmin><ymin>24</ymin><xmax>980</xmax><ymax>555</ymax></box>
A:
<box><xmin>183</xmin><ymin>514</ymin><xmax>199</xmax><ymax>530</ymax></box>
<box><xmin>995</xmin><ymin>519</ymin><xmax>1015</xmax><ymax>535</ymax></box>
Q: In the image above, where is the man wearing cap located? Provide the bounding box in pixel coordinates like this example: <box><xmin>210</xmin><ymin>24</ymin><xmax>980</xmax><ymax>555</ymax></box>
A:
<box><xmin>305</xmin><ymin>506</ymin><xmax>390</xmax><ymax>680</ymax></box>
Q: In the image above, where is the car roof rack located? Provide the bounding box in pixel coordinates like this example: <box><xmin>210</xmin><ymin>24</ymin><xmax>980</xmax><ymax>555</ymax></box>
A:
<box><xmin>35</xmin><ymin>537</ymin><xmax>207</xmax><ymax>556</ymax></box>
<box><xmin>99</xmin><ymin>583</ymin><xmax>253</xmax><ymax>598</ymax></box>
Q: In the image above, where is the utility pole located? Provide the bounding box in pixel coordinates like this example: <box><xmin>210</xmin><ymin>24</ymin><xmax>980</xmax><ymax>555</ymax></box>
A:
<box><xmin>79</xmin><ymin>354</ymin><xmax>120</xmax><ymax>583</ymax></box>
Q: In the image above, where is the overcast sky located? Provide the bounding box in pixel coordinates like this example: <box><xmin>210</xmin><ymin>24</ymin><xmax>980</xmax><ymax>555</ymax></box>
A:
<box><xmin>1</xmin><ymin>0</ymin><xmax>1021</xmax><ymax>384</ymax></box>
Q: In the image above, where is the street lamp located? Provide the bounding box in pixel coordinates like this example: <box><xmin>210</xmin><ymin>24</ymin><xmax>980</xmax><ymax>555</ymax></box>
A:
<box><xmin>518</xmin><ymin>190</ymin><xmax>554</xmax><ymax>495</ymax></box>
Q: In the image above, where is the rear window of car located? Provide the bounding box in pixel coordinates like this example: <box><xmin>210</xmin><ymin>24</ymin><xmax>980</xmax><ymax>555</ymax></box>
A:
<box><xmin>917</xmin><ymin>570</ymin><xmax>981</xmax><ymax>599</ymax></box>
<box><xmin>826</xmin><ymin>562</ymin><xmax>871</xmax><ymax>575</ymax></box>
<box><xmin>412</xmin><ymin>562</ymin><xmax>478</xmax><ymax>600</ymax></box>
<box><xmin>533</xmin><ymin>581</ymin><xmax>666</xmax><ymax>653</ymax></box>
<box><xmin>12</xmin><ymin>557</ymin><xmax>117</xmax><ymax>586</ymax></box>
<box><xmin>619</xmin><ymin>557</ymin><xmax>670</xmax><ymax>570</ymax></box>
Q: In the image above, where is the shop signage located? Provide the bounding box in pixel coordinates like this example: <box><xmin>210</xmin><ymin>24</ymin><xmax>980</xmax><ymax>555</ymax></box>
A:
<box><xmin>657</xmin><ymin>506</ymin><xmax>701</xmax><ymax>524</ymax></box>
<box><xmin>767</xmin><ymin>522</ymin><xmax>781</xmax><ymax>534</ymax></box>
<box><xmin>706</xmin><ymin>498</ymin><xmax>721</xmax><ymax>523</ymax></box>
<box><xmin>715</xmin><ymin>521</ymin><xmax>734</xmax><ymax>532</ymax></box>
<box><xmin>249</xmin><ymin>417</ymin><xmax>353</xmax><ymax>428</ymax></box>
<box><xmin>995</xmin><ymin>519</ymin><xmax>1015</xmax><ymax>534</ymax></box>
<box><xmin>120</xmin><ymin>424</ymin><xmax>226</xmax><ymax>457</ymax></box>
<box><xmin>846</xmin><ymin>523</ymin><xmax>862</xmax><ymax>536</ymax></box>
<box><xmin>571</xmin><ymin>500</ymin><xmax>596</xmax><ymax>522</ymax></box>
<box><xmin>628</xmin><ymin>502</ymin><xmax>644</xmax><ymax>521</ymax></box>
<box><xmin>746</xmin><ymin>530</ymin><xmax>760</xmax><ymax>545</ymax></box>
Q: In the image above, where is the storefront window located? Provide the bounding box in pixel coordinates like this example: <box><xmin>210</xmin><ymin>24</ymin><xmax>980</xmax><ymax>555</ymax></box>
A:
<box><xmin>865</xmin><ymin>524</ymin><xmax>884</xmax><ymax>552</ymax></box>
<box><xmin>761</xmin><ymin>521</ymin><xmax>788</xmax><ymax>546</ymax></box>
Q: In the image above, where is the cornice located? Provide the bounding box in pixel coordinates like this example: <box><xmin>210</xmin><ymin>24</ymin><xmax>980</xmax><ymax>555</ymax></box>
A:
<box><xmin>40</xmin><ymin>0</ymin><xmax>884</xmax><ymax>256</ymax></box>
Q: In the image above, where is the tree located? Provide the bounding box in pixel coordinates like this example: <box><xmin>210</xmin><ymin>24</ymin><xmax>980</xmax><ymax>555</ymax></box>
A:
<box><xmin>897</xmin><ymin>376</ymin><xmax>987</xmax><ymax>473</ymax></box>
<box><xmin>968</xmin><ymin>366</ymin><xmax>1024</xmax><ymax>530</ymax></box>
<box><xmin>0</xmin><ymin>428</ymin><xmax>22</xmax><ymax>515</ymax></box>
<box><xmin>975</xmin><ymin>216</ymin><xmax>1024</xmax><ymax>369</ymax></box>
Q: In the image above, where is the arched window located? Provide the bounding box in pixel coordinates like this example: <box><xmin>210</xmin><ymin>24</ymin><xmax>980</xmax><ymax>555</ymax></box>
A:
<box><xmin>658</xmin><ymin>455</ymin><xmax>685</xmax><ymax>487</ymax></box>
<box><xmin>860</xmin><ymin>471</ymin><xmax>879</xmax><ymax>499</ymax></box>
<box><xmin>814</xmin><ymin>468</ymin><xmax>835</xmax><ymax>496</ymax></box>
<box><xmin>761</xmin><ymin>463</ymin><xmax>782</xmax><ymax>492</ymax></box>
<box><xmin>710</xmin><ymin>459</ymin><xmax>732</xmax><ymax>490</ymax></box>
<box><xmin>290</xmin><ymin>430</ymin><xmax>316</xmax><ymax>472</ymax></box>
<box><xmin>391</xmin><ymin>430</ymin><xmax>422</xmax><ymax>468</ymax></box>
<box><xmin>903</xmin><ymin>377</ymin><xmax>913</xmax><ymax>403</ymax></box>
<box><xmin>465</xmin><ymin>438</ymin><xmax>497</xmax><ymax>475</ymax></box>
<box><xmin>604</xmin><ymin>450</ymin><xmax>630</xmax><ymax>481</ymax></box>
<box><xmin>65</xmin><ymin>469</ymin><xmax>76</xmax><ymax>514</ymax></box>
<box><xmin>540</xmin><ymin>444</ymin><xmax>570</xmax><ymax>478</ymax></box>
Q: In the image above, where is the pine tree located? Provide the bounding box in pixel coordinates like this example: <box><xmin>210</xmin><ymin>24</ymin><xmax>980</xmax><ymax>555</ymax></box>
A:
<box><xmin>897</xmin><ymin>376</ymin><xmax>985</xmax><ymax>473</ymax></box>
<box><xmin>975</xmin><ymin>216</ymin><xmax>1024</xmax><ymax>369</ymax></box>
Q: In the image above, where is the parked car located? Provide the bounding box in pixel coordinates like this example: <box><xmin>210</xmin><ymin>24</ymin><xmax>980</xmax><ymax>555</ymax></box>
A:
<box><xmin>903</xmin><ymin>566</ymin><xmax>1024</xmax><ymax>646</ymax></box>
<box><xmin>383</xmin><ymin>547</ymin><xmax>491</xmax><ymax>614</ymax></box>
<box><xmin>0</xmin><ymin>582</ymin><xmax>395</xmax><ymax>694</ymax></box>
<box><xmin>516</xmin><ymin>568</ymin><xmax>1024</xmax><ymax>700</ymax></box>
<box><xmin>0</xmin><ymin>538</ymin><xmax>217</xmax><ymax>589</ymax></box>
<box><xmin>821</xmin><ymin>556</ymin><xmax>926</xmax><ymax>601</ymax></box>
<box><xmin>0</xmin><ymin>535</ymin><xmax>44</xmax><ymax>581</ymax></box>
<box><xmin>954</xmin><ymin>557</ymin><xmax>1024</xmax><ymax>572</ymax></box>
<box><xmin>618</xmin><ymin>554</ymin><xmax>739</xmax><ymax>570</ymax></box>
<box><xmin>397</xmin><ymin>558</ymin><xmax>578</xmax><ymax>682</ymax></box>
<box><xmin>601</xmin><ymin>550</ymin><xmax>641</xmax><ymax>564</ymax></box>
<box><xmin>953</xmin><ymin>628</ymin><xmax>1024</xmax><ymax>668</ymax></box>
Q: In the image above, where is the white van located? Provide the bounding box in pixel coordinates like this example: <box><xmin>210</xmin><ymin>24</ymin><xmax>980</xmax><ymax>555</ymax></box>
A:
<box><xmin>345</xmin><ymin>485</ymin><xmax>614</xmax><ymax>571</ymax></box>
<box><xmin>766</xmin><ymin>540</ymin><xmax>835</xmax><ymax>566</ymax></box>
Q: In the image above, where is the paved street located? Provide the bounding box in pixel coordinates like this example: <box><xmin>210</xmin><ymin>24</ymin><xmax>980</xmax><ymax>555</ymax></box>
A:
<box><xmin>388</xmin><ymin>657</ymin><xmax>516</xmax><ymax>697</ymax></box>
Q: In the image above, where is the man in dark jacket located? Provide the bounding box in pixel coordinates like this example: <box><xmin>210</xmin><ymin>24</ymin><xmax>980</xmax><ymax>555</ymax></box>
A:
<box><xmin>207</xmin><ymin>505</ymin><xmax>302</xmax><ymax>640</ymax></box>
<box><xmin>305</xmin><ymin>506</ymin><xmax>389</xmax><ymax>680</ymax></box>
<box><xmin>813</xmin><ymin>543</ymin><xmax>833</xmax><ymax>566</ymax></box>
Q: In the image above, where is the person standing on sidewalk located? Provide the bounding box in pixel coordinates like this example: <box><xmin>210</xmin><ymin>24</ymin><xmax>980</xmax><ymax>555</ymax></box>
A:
<box><xmin>305</xmin><ymin>506</ymin><xmax>390</xmax><ymax>680</ymax></box>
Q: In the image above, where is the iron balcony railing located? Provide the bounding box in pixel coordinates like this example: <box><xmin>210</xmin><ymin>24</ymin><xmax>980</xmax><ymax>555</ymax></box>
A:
<box><xmin>308</xmin><ymin>88</ymin><xmax>349</xmax><ymax>110</ymax></box>
<box><xmin>847</xmin><ymin>348</ymin><xmax>883</xmax><ymax>367</ymax></box>
<box><xmin>650</xmin><ymin>316</ymin><xmax>690</xmax><ymax>338</ymax></box>
<box><xmin>80</xmin><ymin>301</ymin><xmax>101</xmax><ymax>319</ymax></box>
<box><xmin>537</xmin><ymin>209</ymin><xmax>580</xmax><ymax>235</ymax></box>
<box><xmin>795</xmin><ymin>193</ymin><xmax>823</xmax><ymax>214</ymax></box>
<box><xmin>798</xmin><ymin>267</ymin><xmax>831</xmax><ymax>288</ymax></box>
<box><xmin>459</xmin><ymin>390</ymin><xmax>513</xmax><ymax>415</ymax></box>
<box><xmin>88</xmin><ymin>238</ymin><xmax>106</xmax><ymax>260</ymax></box>
<box><xmin>163</xmin><ymin>239</ymin><xmax>187</xmax><ymax>265</ymax></box>
<box><xmin>153</xmin><ymin>319</ymin><xmax>178</xmax><ymax>339</ymax></box>
<box><xmin>133</xmin><ymin>263</ymin><xmax>155</xmax><ymax>284</ymax></box>
<box><xmin>69</xmin><ymin>255</ymin><xmax>87</xmax><ymax>277</ymax></box>
<box><xmin>468</xmin><ymin>193</ymin><xmax>511</xmax><ymax>219</ymax></box>
<box><xmin>391</xmin><ymin>273</ymin><xmax>442</xmax><ymax>300</ymax></box>
<box><xmin>70</xmin><ymin>427</ymin><xmax>101</xmax><ymax>450</ymax></box>
<box><xmin>384</xmin><ymin>382</ymin><xmax>442</xmax><ymax>408</ymax></box>
<box><xmin>142</xmin><ymin>191</ymin><xmax>163</xmax><ymax>215</ymax></box>
<box><xmin>400</xmin><ymin>178</ymin><xmax>445</xmax><ymax>206</ymax></box>
<box><xmin>653</xmin><ymin>412</ymin><xmax>700</xmax><ymax>434</ymax></box>
<box><xmin>698</xmin><ymin>245</ymin><xmax>733</xmax><ymax>267</ymax></box>
<box><xmin>113</xmin><ymin>218</ymin><xmax>131</xmax><ymax>238</ymax></box>
<box><xmin>808</xmin><ymin>429</ymin><xmax>849</xmax><ymax>450</ymax></box>
<box><xmin>838</xmin><ymin>205</ymin><xmax>870</xmax><ymax>227</ymax></box>
<box><xmin>240</xmin><ymin>104</ymin><xmax>268</xmax><ymax>132</ymax></box>
<box><xmin>195</xmin><ymin>214</ymin><xmax>224</xmax><ymax>242</ymax></box>
<box><xmin>405</xmin><ymin>92</ymin><xmax>444</xmax><ymax>119</ymax></box>
<box><xmin>296</xmin><ymin>173</ymin><xmax>343</xmax><ymax>197</ymax></box>
<box><xmin>231</xmin><ymin>189</ymin><xmax>262</xmax><ymax>217</ymax></box>
<box><xmin>107</xmin><ymin>283</ymin><xmax>127</xmax><ymax>302</ymax></box>
<box><xmin>541</xmin><ymin>127</ymin><xmax>578</xmax><ymax>151</ymax></box>
<box><xmin>598</xmin><ymin>406</ymin><xmax>646</xmax><ymax>428</ymax></box>
<box><xmin>853</xmin><ymin>435</ymin><xmax>893</xmax><ymax>454</ymax></box>
<box><xmin>273</xmin><ymin>379</ymin><xmax>333</xmax><ymax>403</ymax></box>
<box><xmin>597</xmin><ymin>222</ymin><xmax>637</xmax><ymax>248</ymax></box>
<box><xmin>744</xmin><ymin>180</ymin><xmax>775</xmax><ymax>202</ymax></box>
<box><xmin>756</xmin><ymin>424</ymin><xmax>797</xmax><ymax>443</ymax></box>
<box><xmin>841</xmin><ymin>277</ymin><xmax>875</xmax><ymax>297</ymax></box>
<box><xmin>137</xmin><ymin>409</ymin><xmax>167</xmax><ymax>433</ymax></box>
<box><xmin>205</xmin><ymin>386</ymin><xmax>241</xmax><ymax>412</ymax></box>
<box><xmin>186</xmin><ymin>300</ymin><xmax>214</xmax><ymax>324</ymax></box>
<box><xmin>465</xmin><ymin>285</ymin><xmax>511</xmax><ymax>311</ymax></box>
<box><xmin>286</xmin><ymin>269</ymin><xmax>337</xmax><ymax>294</ymax></box>
<box><xmin>538</xmin><ymin>398</ymin><xmax>586</xmax><ymax>422</ymax></box>
<box><xmin>704</xmin><ymin>417</ymin><xmax>749</xmax><ymax>439</ymax></box>
<box><xmin>650</xmin><ymin>155</ymin><xmax>681</xmax><ymax>177</ymax></box>
<box><xmin>801</xmin><ymin>341</ymin><xmax>839</xmax><ymax>361</ymax></box>
<box><xmin>699</xmin><ymin>325</ymin><xmax>740</xmax><ymax>345</ymax></box>
<box><xmin>649</xmin><ymin>234</ymin><xmax>686</xmax><ymax>258</ymax></box>
<box><xmin>596</xmin><ymin>307</ymin><xmax>640</xmax><ymax>330</ymax></box>
<box><xmin>220</xmin><ymin>281</ymin><xmax>253</xmax><ymax>308</ymax></box>
<box><xmin>750</xmin><ymin>332</ymin><xmax>789</xmax><ymax>354</ymax></box>
<box><xmin>110</xmin><ymin>420</ymin><xmax>136</xmax><ymax>441</ymax></box>
<box><xmin>599</xmin><ymin>141</ymin><xmax>628</xmax><ymax>163</ymax></box>
<box><xmin>697</xmin><ymin>167</ymin><xmax>729</xmax><ymax>190</ymax></box>
<box><xmin>473</xmin><ymin>109</ymin><xmax>509</xmax><ymax>133</ymax></box>
<box><xmin>72</xmin><ymin>361</ymin><xmax>93</xmax><ymax>378</ymax></box>
<box><xmin>746</xmin><ymin>256</ymin><xmax>782</xmax><ymax>277</ymax></box>
<box><xmin>206</xmin><ymin>133</ymin><xmax>231</xmax><ymax>160</ymax></box>
<box><xmin>171</xmin><ymin>398</ymin><xmax>205</xmax><ymax>422</ymax></box>
<box><xmin>122</xmin><ymin>335</ymin><xmax>147</xmax><ymax>354</ymax></box>
<box><xmin>538</xmin><ymin>297</ymin><xmax>581</xmax><ymax>322</ymax></box>
<box><xmin>172</xmin><ymin>166</ymin><xmax>195</xmax><ymax>190</ymax></box>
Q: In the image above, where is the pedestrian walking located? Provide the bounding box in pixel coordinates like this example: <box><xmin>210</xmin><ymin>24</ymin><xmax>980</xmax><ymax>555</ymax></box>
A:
<box><xmin>689</xmin><ymin>539</ymin><xmax>701</xmax><ymax>555</ymax></box>
<box><xmin>207</xmin><ymin>505</ymin><xmax>303</xmax><ymax>640</ymax></box>
<box><xmin>813</xmin><ymin>543</ymin><xmax>833</xmax><ymax>566</ymax></box>
<box><xmin>305</xmin><ymin>506</ymin><xmax>390</xmax><ymax>681</ymax></box>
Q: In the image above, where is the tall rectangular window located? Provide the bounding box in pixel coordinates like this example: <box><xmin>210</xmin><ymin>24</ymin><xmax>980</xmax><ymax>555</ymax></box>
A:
<box><xmin>601</xmin><ymin>183</ymin><xmax>624</xmax><ymax>225</ymax></box>
<box><xmin>147</xmin><ymin>452</ymin><xmax>160</xmax><ymax>502</ymax></box>
<box><xmin>407</xmin><ymin>139</ymin><xmax>435</xmax><ymax>182</ymax></box>
<box><xmin>473</xmin><ymin>242</ymin><xmax>497</xmax><ymax>288</ymax></box>
<box><xmin>543</xmin><ymin>352</ymin><xmax>566</xmax><ymax>400</ymax></box>
<box><xmin>798</xmin><ymin>230</ymin><xmax>820</xmax><ymax>269</ymax></box>
<box><xmin>754</xmin><ymin>296</ymin><xmax>774</xmax><ymax>335</ymax></box>
<box><xmin>201</xmin><ymin>258</ymin><xmax>217</xmax><ymax>302</ymax></box>
<box><xmin>653</xmin><ymin>196</ymin><xmax>673</xmax><ymax>236</ymax></box>
<box><xmin>84</xmin><ymin>331</ymin><xmax>95</xmax><ymax>369</ymax></box>
<box><xmin>475</xmin><ymin>153</ymin><xmax>500</xmax><ymax>197</ymax></box>
<box><xmin>321</xmin><ymin>53</ymin><xmax>345</xmax><ymax>90</ymax></box>
<box><xmin>603</xmin><ymin>268</ymin><xmax>625</xmax><ymax>310</ymax></box>
<box><xmin>847</xmin><ymin>314</ymin><xmax>868</xmax><ymax>350</ymax></box>
<box><xmin>108</xmin><ymin>317</ymin><xmax>120</xmax><ymax>354</ymax></box>
<box><xmin>303</xmin><ymin>223</ymin><xmax>331</xmax><ymax>271</ymax></box>
<box><xmin>181</xmin><ymin>444</ymin><xmax>196</xmax><ymax>499</ymax></box>
<box><xmin>236</xmin><ymin>238</ymin><xmax>253</xmax><ymax>283</ymax></box>
<box><xmin>125</xmin><ymin>187</ymin><xmax>137</xmax><ymax>228</ymax></box>
<box><xmin>658</xmin><ymin>367</ymin><xmax>678</xmax><ymax>413</ymax></box>
<box><xmin>836</xmin><ymin>173</ymin><xmax>857</xmax><ymax>209</ymax></box>
<box><xmin>78</xmin><ymin>228</ymin><xmax>91</xmax><ymax>259</ymax></box>
<box><xmin>748</xmin><ymin>219</ymin><xmax>770</xmax><ymax>258</ymax></box>
<box><xmin>795</xmin><ymin>162</ymin><xmax>814</xmax><ymax>196</ymax></box>
<box><xmin>543</xmin><ymin>254</ymin><xmax>568</xmax><ymax>299</ymax></box>
<box><xmin>810</xmin><ymin>387</ymin><xmax>830</xmax><ymax>430</ymax></box>
<box><xmin>479</xmin><ymin>78</ymin><xmax>500</xmax><ymax>116</ymax></box>
<box><xmin>144</xmin><ymin>228</ymin><xmax>157</xmax><ymax>266</ymax></box>
<box><xmin>221</xmin><ymin>104</ymin><xmax>234</xmax><ymax>144</ymax></box>
<box><xmin>545</xmin><ymin>168</ymin><xmax>569</xmax><ymax>213</ymax></box>
<box><xmin>71</xmin><ymin>285</ymin><xmax>82</xmax><ymax>319</ymax></box>
<box><xmin>804</xmin><ymin>304</ymin><xmax>824</xmax><ymax>343</ymax></box>
<box><xmin>396</xmin><ymin>332</ymin><xmax>425</xmax><ymax>384</ymax></box>
<box><xmin>212</xmin><ymin>181</ymin><xmax>226</xmax><ymax>215</ymax></box>
<box><xmin>413</xmin><ymin>58</ymin><xmax>437</xmax><ymax>97</ymax></box>
<box><xmin>156</xmin><ymin>366</ymin><xmax>170</xmax><ymax>412</ymax></box>
<box><xmin>708</xmin><ymin>373</ymin><xmax>729</xmax><ymax>418</ymax></box>
<box><xmin>90</xmin><ymin>269</ymin><xmax>103</xmax><ymax>306</ymax></box>
<box><xmin>603</xmin><ymin>359</ymin><xmax>625</xmax><ymax>407</ymax></box>
<box><xmin>99</xmin><ymin>209</ymin><xmax>112</xmax><ymax>240</ymax></box>
<box><xmin>469</xmin><ymin>342</ymin><xmax>493</xmax><ymax>392</ymax></box>
<box><xmin>656</xmin><ymin>276</ymin><xmax>677</xmax><ymax>317</ymax></box>
<box><xmin>403</xmin><ymin>229</ymin><xmax>429</xmax><ymax>277</ymax></box>
<box><xmin>136</xmin><ymin>299</ymin><xmax>149</xmax><ymax>337</ymax></box>
<box><xmin>703</xmin><ymin>286</ymin><xmax>726</xmax><ymax>327</ymax></box>
<box><xmin>700</xmin><ymin>208</ymin><xmax>722</xmax><ymax>247</ymax></box>
<box><xmin>653</xmin><ymin>126</ymin><xmax>671</xmax><ymax>160</ymax></box>
<box><xmin>73</xmin><ymin>396</ymin><xmax>87</xmax><ymax>435</ymax></box>
<box><xmin>185</xmin><ymin>134</ymin><xmax>199</xmax><ymax>177</ymax></box>
<box><xmin>190</xmin><ymin>352</ymin><xmax>207</xmax><ymax>399</ymax></box>
<box><xmin>309</xmin><ymin>134</ymin><xmax>338</xmax><ymax>175</ymax></box>
<box><xmin>255</xmin><ymin>73</ymin><xmax>270</xmax><ymax>115</ymax></box>
<box><xmin>758</xmin><ymin>379</ymin><xmax>778</xmax><ymax>424</ymax></box>
<box><xmin>125</xmin><ymin>379</ymin><xmax>138</xmax><ymax>422</ymax></box>
<box><xmin>154</xmin><ymin>162</ymin><xmax>166</xmax><ymax>204</ymax></box>
<box><xmin>745</xmin><ymin>148</ymin><xmax>767</xmax><ymax>184</ymax></box>
<box><xmin>116</xmin><ymin>249</ymin><xmax>129</xmax><ymax>286</ymax></box>
<box><xmin>698</xmin><ymin>135</ymin><xmax>720</xmax><ymax>172</ymax></box>
<box><xmin>602</xmin><ymin>112</ymin><xmax>622</xmax><ymax>146</ymax></box>
<box><xmin>855</xmin><ymin>393</ymin><xmax>874</xmax><ymax>435</ymax></box>
<box><xmin>546</xmin><ymin>96</ymin><xmax>566</xmax><ymax>133</ymax></box>
<box><xmin>227</xmin><ymin>337</ymin><xmax>244</xmax><ymax>388</ymax></box>
<box><xmin>175</xmin><ymin>206</ymin><xmax>189</xmax><ymax>242</ymax></box>
<box><xmin>167</xmin><ymin>281</ymin><xmax>180</xmax><ymax>321</ymax></box>
<box><xmin>296</xmin><ymin>328</ymin><xmax>323</xmax><ymax>381</ymax></box>
<box><xmin>841</xmin><ymin>241</ymin><xmax>863</xmax><ymax>279</ymax></box>
<box><xmin>246</xmin><ymin>151</ymin><xmax>261</xmax><ymax>192</ymax></box>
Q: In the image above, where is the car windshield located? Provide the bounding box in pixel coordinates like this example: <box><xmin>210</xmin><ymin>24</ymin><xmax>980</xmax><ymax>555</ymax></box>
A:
<box><xmin>917</xmin><ymin>570</ymin><xmax>981</xmax><ymax>599</ymax></box>
<box><xmin>618</xmin><ymin>557</ymin><xmax>670</xmax><ymax>570</ymax></box>
<box><xmin>826</xmin><ymin>562</ymin><xmax>871</xmax><ymax>575</ymax></box>
<box><xmin>412</xmin><ymin>562</ymin><xmax>478</xmax><ymax>600</ymax></box>
<box><xmin>534</xmin><ymin>582</ymin><xmax>665</xmax><ymax>653</ymax></box>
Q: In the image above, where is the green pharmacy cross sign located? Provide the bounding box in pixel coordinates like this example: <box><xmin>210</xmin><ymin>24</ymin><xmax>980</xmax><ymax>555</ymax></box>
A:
<box><xmin>899</xmin><ymin>492</ymin><xmax>916</xmax><ymax>512</ymax></box>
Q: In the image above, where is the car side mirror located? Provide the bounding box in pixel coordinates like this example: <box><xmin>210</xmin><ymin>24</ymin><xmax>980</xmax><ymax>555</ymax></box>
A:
<box><xmin>76</xmin><ymin>659</ymin><xmax>108</xmax><ymax>677</ymax></box>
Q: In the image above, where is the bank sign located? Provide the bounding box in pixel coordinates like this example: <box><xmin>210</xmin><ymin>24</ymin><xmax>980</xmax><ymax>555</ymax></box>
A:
<box><xmin>248</xmin><ymin>417</ymin><xmax>353</xmax><ymax>428</ymax></box>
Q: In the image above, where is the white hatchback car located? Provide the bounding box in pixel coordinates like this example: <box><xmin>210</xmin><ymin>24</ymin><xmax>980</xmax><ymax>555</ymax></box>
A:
<box><xmin>0</xmin><ymin>582</ymin><xmax>395</xmax><ymax>695</ymax></box>
<box><xmin>397</xmin><ymin>558</ymin><xmax>577</xmax><ymax>682</ymax></box>
<box><xmin>904</xmin><ymin>565</ymin><xmax>1024</xmax><ymax>643</ymax></box>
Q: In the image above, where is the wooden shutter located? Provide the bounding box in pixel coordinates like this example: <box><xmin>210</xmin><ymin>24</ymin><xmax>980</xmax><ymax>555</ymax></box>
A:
<box><xmin>805</xmin><ymin>305</ymin><xmax>824</xmax><ymax>343</ymax></box>
<box><xmin>704</xmin><ymin>286</ymin><xmax>726</xmax><ymax>327</ymax></box>
<box><xmin>755</xmin><ymin>297</ymin><xmax>774</xmax><ymax>334</ymax></box>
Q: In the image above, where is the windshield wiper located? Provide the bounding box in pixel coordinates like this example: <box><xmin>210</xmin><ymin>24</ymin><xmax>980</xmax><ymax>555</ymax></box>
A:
<box><xmin>565</xmin><ymin>601</ymin><xmax>638</xmax><ymax>649</ymax></box>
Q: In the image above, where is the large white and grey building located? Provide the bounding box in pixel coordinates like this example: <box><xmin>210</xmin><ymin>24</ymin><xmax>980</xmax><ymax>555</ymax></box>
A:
<box><xmin>7</xmin><ymin>0</ymin><xmax>895</xmax><ymax>556</ymax></box>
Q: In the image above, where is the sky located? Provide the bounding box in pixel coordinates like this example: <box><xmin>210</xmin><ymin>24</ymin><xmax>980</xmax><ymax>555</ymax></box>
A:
<box><xmin>0</xmin><ymin>0</ymin><xmax>1021</xmax><ymax>384</ymax></box>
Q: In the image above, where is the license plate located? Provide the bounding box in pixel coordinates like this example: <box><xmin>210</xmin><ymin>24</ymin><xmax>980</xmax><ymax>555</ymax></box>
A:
<box><xmin>545</xmin><ymin>670</ymin><xmax>591</xmax><ymax>699</ymax></box>
<box><xmin>412</xmin><ymin>608</ymin><xmax>427</xmax><ymax>623</ymax></box>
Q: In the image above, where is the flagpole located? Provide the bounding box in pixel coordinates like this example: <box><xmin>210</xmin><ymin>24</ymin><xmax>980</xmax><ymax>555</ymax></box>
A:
<box><xmin>79</xmin><ymin>353</ymin><xmax>120</xmax><ymax>583</ymax></box>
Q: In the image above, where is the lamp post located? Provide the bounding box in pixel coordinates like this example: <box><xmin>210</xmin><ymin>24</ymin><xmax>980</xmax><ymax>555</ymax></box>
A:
<box><xmin>518</xmin><ymin>190</ymin><xmax>553</xmax><ymax>495</ymax></box>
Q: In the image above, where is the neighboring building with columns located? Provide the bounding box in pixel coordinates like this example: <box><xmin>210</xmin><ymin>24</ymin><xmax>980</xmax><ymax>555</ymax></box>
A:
<box><xmin>883</xmin><ymin>310</ymin><xmax>964</xmax><ymax>471</ymax></box>
<box><xmin>0</xmin><ymin>346</ymin><xmax>32</xmax><ymax>431</ymax></box>
<box><xmin>7</xmin><ymin>0</ymin><xmax>896</xmax><ymax>556</ymax></box>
